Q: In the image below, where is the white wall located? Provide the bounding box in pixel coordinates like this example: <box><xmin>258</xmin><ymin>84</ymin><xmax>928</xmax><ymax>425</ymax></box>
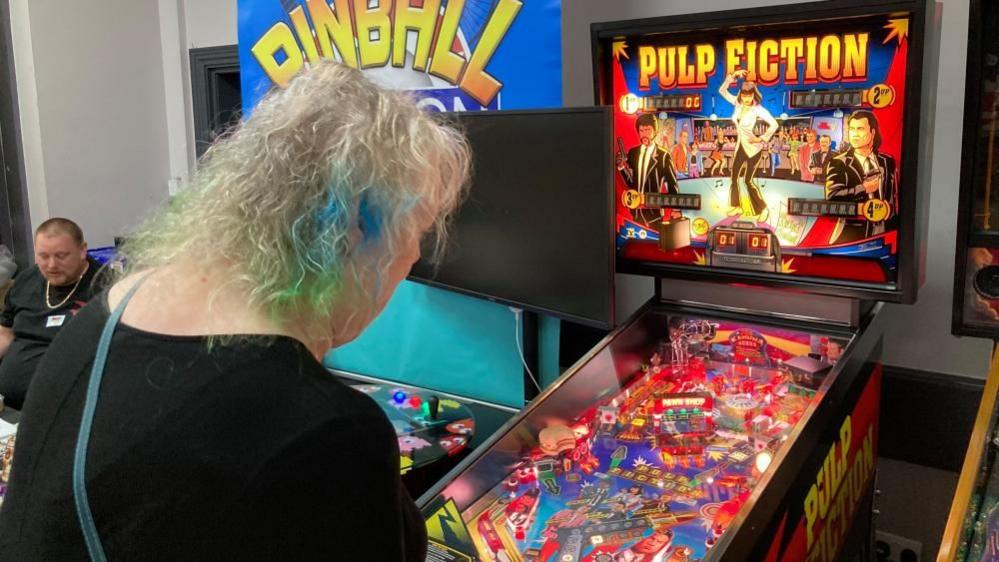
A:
<box><xmin>10</xmin><ymin>0</ymin><xmax>173</xmax><ymax>248</ymax></box>
<box><xmin>163</xmin><ymin>0</ymin><xmax>238</xmax><ymax>178</ymax></box>
<box><xmin>184</xmin><ymin>0</ymin><xmax>238</xmax><ymax>49</ymax></box>
<box><xmin>563</xmin><ymin>0</ymin><xmax>994</xmax><ymax>379</ymax></box>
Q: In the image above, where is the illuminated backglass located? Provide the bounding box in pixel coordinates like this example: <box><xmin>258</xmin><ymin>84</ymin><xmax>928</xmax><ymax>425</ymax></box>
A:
<box><xmin>597</xmin><ymin>11</ymin><xmax>918</xmax><ymax>292</ymax></box>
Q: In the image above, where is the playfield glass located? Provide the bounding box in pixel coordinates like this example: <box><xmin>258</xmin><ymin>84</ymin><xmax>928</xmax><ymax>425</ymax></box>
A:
<box><xmin>424</xmin><ymin>310</ymin><xmax>854</xmax><ymax>561</ymax></box>
<box><xmin>940</xmin><ymin>345</ymin><xmax>999</xmax><ymax>562</ymax></box>
<box><xmin>349</xmin><ymin>383</ymin><xmax>475</xmax><ymax>475</ymax></box>
<box><xmin>949</xmin><ymin>383</ymin><xmax>999</xmax><ymax>562</ymax></box>
<box><xmin>941</xmin><ymin>342</ymin><xmax>999</xmax><ymax>562</ymax></box>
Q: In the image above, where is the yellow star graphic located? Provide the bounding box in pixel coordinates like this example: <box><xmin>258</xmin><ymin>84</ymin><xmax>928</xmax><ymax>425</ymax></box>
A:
<box><xmin>883</xmin><ymin>18</ymin><xmax>909</xmax><ymax>45</ymax></box>
<box><xmin>780</xmin><ymin>257</ymin><xmax>796</xmax><ymax>274</ymax></box>
<box><xmin>613</xmin><ymin>40</ymin><xmax>629</xmax><ymax>61</ymax></box>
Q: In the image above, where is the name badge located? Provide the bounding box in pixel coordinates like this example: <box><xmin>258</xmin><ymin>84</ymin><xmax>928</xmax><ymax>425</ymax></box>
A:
<box><xmin>46</xmin><ymin>315</ymin><xmax>66</xmax><ymax>328</ymax></box>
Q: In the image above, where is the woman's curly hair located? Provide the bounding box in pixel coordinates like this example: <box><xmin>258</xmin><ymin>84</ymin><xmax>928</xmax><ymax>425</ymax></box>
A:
<box><xmin>116</xmin><ymin>62</ymin><xmax>470</xmax><ymax>342</ymax></box>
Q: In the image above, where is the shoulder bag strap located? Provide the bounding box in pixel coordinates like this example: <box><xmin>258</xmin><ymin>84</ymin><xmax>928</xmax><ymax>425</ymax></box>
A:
<box><xmin>73</xmin><ymin>278</ymin><xmax>146</xmax><ymax>562</ymax></box>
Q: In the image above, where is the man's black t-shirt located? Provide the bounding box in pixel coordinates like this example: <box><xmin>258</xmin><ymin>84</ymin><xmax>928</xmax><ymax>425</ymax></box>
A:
<box><xmin>0</xmin><ymin>257</ymin><xmax>100</xmax><ymax>409</ymax></box>
<box><xmin>0</xmin><ymin>291</ymin><xmax>426</xmax><ymax>561</ymax></box>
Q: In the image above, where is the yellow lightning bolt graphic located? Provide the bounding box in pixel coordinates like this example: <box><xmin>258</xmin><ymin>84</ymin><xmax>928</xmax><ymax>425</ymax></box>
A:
<box><xmin>883</xmin><ymin>18</ymin><xmax>909</xmax><ymax>45</ymax></box>
<box><xmin>613</xmin><ymin>40</ymin><xmax>629</xmax><ymax>61</ymax></box>
<box><xmin>425</xmin><ymin>500</ymin><xmax>472</xmax><ymax>548</ymax></box>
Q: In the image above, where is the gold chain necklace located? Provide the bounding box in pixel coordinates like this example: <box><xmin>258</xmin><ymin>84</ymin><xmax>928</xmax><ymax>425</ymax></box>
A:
<box><xmin>45</xmin><ymin>263</ymin><xmax>88</xmax><ymax>310</ymax></box>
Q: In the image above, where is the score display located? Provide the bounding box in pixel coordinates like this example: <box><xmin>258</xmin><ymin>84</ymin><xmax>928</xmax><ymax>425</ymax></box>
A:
<box><xmin>622</xmin><ymin>190</ymin><xmax>702</xmax><ymax>211</ymax></box>
<box><xmin>747</xmin><ymin>233</ymin><xmax>771</xmax><ymax>255</ymax></box>
<box><xmin>644</xmin><ymin>193</ymin><xmax>702</xmax><ymax>210</ymax></box>
<box><xmin>642</xmin><ymin>93</ymin><xmax>702</xmax><ymax>111</ymax></box>
<box><xmin>787</xmin><ymin>198</ymin><xmax>891</xmax><ymax>223</ymax></box>
<box><xmin>706</xmin><ymin>222</ymin><xmax>781</xmax><ymax>273</ymax></box>
<box><xmin>788</xmin><ymin>198</ymin><xmax>861</xmax><ymax>217</ymax></box>
<box><xmin>789</xmin><ymin>89</ymin><xmax>865</xmax><ymax>109</ymax></box>
<box><xmin>714</xmin><ymin>230</ymin><xmax>738</xmax><ymax>252</ymax></box>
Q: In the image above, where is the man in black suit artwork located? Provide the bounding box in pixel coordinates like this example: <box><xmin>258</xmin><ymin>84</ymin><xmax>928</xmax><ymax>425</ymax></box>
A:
<box><xmin>825</xmin><ymin>110</ymin><xmax>898</xmax><ymax>244</ymax></box>
<box><xmin>807</xmin><ymin>134</ymin><xmax>834</xmax><ymax>184</ymax></box>
<box><xmin>616</xmin><ymin>113</ymin><xmax>680</xmax><ymax>227</ymax></box>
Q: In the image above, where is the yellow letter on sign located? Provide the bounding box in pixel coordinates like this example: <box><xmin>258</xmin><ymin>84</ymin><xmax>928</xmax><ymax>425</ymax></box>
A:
<box><xmin>288</xmin><ymin>5</ymin><xmax>321</xmax><ymax>63</ymax></box>
<box><xmin>306</xmin><ymin>0</ymin><xmax>358</xmax><ymax>68</ymax></box>
<box><xmin>354</xmin><ymin>0</ymin><xmax>391</xmax><ymax>68</ymax></box>
<box><xmin>251</xmin><ymin>22</ymin><xmax>305</xmax><ymax>88</ymax></box>
<box><xmin>429</xmin><ymin>0</ymin><xmax>466</xmax><ymax>84</ymax></box>
<box><xmin>459</xmin><ymin>0</ymin><xmax>523</xmax><ymax>106</ymax></box>
<box><xmin>393</xmin><ymin>0</ymin><xmax>441</xmax><ymax>71</ymax></box>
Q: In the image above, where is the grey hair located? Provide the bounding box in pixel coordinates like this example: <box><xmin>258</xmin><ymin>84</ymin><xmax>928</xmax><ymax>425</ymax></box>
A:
<box><xmin>117</xmin><ymin>61</ymin><xmax>470</xmax><ymax>342</ymax></box>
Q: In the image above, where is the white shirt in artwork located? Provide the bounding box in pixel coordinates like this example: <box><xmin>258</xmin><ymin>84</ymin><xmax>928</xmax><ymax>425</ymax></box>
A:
<box><xmin>718</xmin><ymin>83</ymin><xmax>778</xmax><ymax>158</ymax></box>
<box><xmin>854</xmin><ymin>151</ymin><xmax>878</xmax><ymax>173</ymax></box>
<box><xmin>731</xmin><ymin>104</ymin><xmax>778</xmax><ymax>157</ymax></box>
<box><xmin>638</xmin><ymin>143</ymin><xmax>654</xmax><ymax>187</ymax></box>
<box><xmin>853</xmin><ymin>151</ymin><xmax>883</xmax><ymax>199</ymax></box>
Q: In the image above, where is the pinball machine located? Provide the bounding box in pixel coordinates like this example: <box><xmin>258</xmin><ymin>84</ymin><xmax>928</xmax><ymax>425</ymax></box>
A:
<box><xmin>938</xmin><ymin>0</ymin><xmax>999</xmax><ymax>560</ymax></box>
<box><xmin>418</xmin><ymin>1</ymin><xmax>936</xmax><ymax>561</ymax></box>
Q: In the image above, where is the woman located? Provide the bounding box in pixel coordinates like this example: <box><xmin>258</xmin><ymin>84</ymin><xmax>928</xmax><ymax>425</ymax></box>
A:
<box><xmin>718</xmin><ymin>70</ymin><xmax>778</xmax><ymax>222</ymax></box>
<box><xmin>709</xmin><ymin>136</ymin><xmax>725</xmax><ymax>177</ymax></box>
<box><xmin>689</xmin><ymin>141</ymin><xmax>701</xmax><ymax>178</ymax></box>
<box><xmin>787</xmin><ymin>130</ymin><xmax>802</xmax><ymax>179</ymax></box>
<box><xmin>0</xmin><ymin>63</ymin><xmax>469</xmax><ymax>560</ymax></box>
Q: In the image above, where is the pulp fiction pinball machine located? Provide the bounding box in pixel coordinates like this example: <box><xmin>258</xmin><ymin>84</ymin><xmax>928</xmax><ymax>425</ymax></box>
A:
<box><xmin>418</xmin><ymin>1</ymin><xmax>935</xmax><ymax>561</ymax></box>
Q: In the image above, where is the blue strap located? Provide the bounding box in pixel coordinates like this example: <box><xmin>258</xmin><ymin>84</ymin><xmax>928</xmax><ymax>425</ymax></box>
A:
<box><xmin>73</xmin><ymin>279</ymin><xmax>146</xmax><ymax>562</ymax></box>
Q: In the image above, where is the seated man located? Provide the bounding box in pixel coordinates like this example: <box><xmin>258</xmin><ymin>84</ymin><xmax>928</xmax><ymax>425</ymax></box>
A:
<box><xmin>0</xmin><ymin>219</ymin><xmax>100</xmax><ymax>409</ymax></box>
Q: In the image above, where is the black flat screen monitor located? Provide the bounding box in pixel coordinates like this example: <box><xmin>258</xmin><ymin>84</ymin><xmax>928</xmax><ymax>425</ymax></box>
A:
<box><xmin>409</xmin><ymin>107</ymin><xmax>615</xmax><ymax>329</ymax></box>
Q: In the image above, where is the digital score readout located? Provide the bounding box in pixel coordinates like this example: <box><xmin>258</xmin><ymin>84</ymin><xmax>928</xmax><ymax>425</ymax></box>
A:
<box><xmin>644</xmin><ymin>193</ymin><xmax>702</xmax><ymax>210</ymax></box>
<box><xmin>788</xmin><ymin>198</ymin><xmax>860</xmax><ymax>217</ymax></box>
<box><xmin>621</xmin><ymin>190</ymin><xmax>701</xmax><ymax>211</ymax></box>
<box><xmin>746</xmin><ymin>232</ymin><xmax>771</xmax><ymax>255</ymax></box>
<box><xmin>641</xmin><ymin>93</ymin><xmax>702</xmax><ymax>111</ymax></box>
<box><xmin>789</xmin><ymin>89</ymin><xmax>864</xmax><ymax>109</ymax></box>
<box><xmin>713</xmin><ymin>230</ymin><xmax>774</xmax><ymax>256</ymax></box>
<box><xmin>707</xmin><ymin>222</ymin><xmax>781</xmax><ymax>273</ymax></box>
<box><xmin>714</xmin><ymin>230</ymin><xmax>738</xmax><ymax>253</ymax></box>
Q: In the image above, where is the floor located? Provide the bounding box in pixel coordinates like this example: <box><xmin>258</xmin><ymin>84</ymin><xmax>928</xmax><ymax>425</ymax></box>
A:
<box><xmin>875</xmin><ymin>457</ymin><xmax>960</xmax><ymax>561</ymax></box>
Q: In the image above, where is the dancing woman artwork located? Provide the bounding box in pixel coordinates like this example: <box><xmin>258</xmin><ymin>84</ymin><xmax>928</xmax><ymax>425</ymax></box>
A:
<box><xmin>718</xmin><ymin>70</ymin><xmax>778</xmax><ymax>222</ymax></box>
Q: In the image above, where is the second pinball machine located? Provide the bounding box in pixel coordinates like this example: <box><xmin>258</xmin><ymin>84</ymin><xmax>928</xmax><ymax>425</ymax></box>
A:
<box><xmin>939</xmin><ymin>0</ymin><xmax>999</xmax><ymax>559</ymax></box>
